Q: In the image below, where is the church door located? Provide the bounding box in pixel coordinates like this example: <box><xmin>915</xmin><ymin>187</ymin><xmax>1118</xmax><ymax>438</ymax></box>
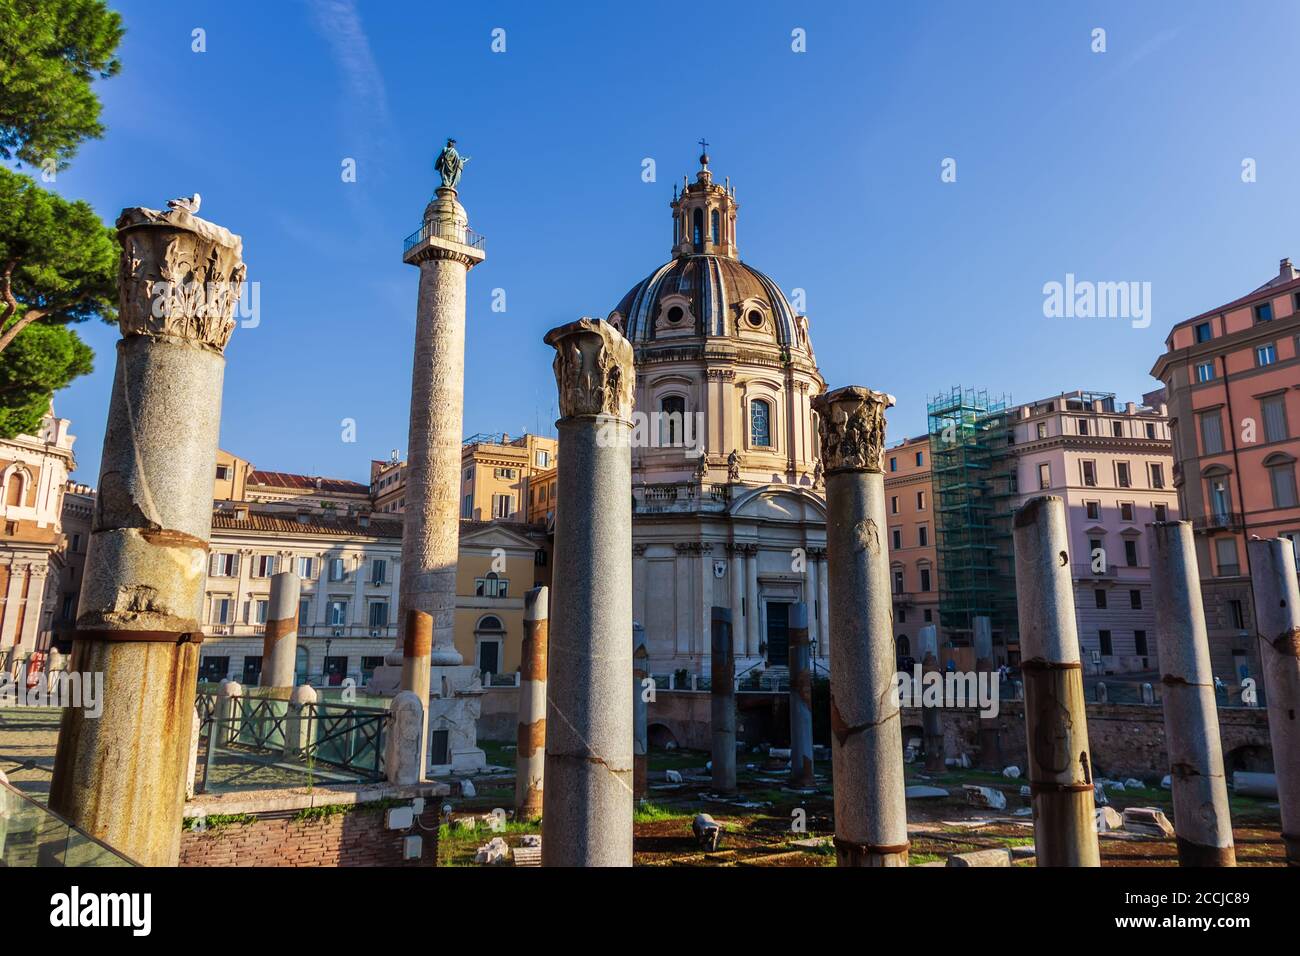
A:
<box><xmin>765</xmin><ymin>601</ymin><xmax>789</xmax><ymax>666</ymax></box>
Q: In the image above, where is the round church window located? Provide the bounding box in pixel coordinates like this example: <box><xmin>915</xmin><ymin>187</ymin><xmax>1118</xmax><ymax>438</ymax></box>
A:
<box><xmin>667</xmin><ymin>306</ymin><xmax>684</xmax><ymax>324</ymax></box>
<box><xmin>746</xmin><ymin>309</ymin><xmax>764</xmax><ymax>328</ymax></box>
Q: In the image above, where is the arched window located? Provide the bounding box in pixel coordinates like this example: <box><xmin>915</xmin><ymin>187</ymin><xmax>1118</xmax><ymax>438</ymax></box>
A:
<box><xmin>1203</xmin><ymin>466</ymin><xmax>1232</xmax><ymax>520</ymax></box>
<box><xmin>710</xmin><ymin>209</ymin><xmax>720</xmax><ymax>245</ymax></box>
<box><xmin>750</xmin><ymin>398</ymin><xmax>772</xmax><ymax>448</ymax></box>
<box><xmin>475</xmin><ymin>615</ymin><xmax>505</xmax><ymax>679</ymax></box>
<box><xmin>896</xmin><ymin>634</ymin><xmax>911</xmax><ymax>657</ymax></box>
<box><xmin>1265</xmin><ymin>453</ymin><xmax>1298</xmax><ymax>508</ymax></box>
<box><xmin>692</xmin><ymin>208</ymin><xmax>703</xmax><ymax>252</ymax></box>
<box><xmin>659</xmin><ymin>395</ymin><xmax>686</xmax><ymax>447</ymax></box>
<box><xmin>4</xmin><ymin>470</ymin><xmax>26</xmax><ymax>507</ymax></box>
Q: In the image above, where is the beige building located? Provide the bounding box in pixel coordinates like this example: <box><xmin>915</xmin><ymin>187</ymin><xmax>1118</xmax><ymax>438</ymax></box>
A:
<box><xmin>0</xmin><ymin>411</ymin><xmax>77</xmax><ymax>658</ymax></box>
<box><xmin>612</xmin><ymin>151</ymin><xmax>830</xmax><ymax>678</ymax></box>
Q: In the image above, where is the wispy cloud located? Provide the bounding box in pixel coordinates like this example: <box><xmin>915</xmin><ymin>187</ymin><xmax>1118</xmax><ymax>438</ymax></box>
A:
<box><xmin>308</xmin><ymin>0</ymin><xmax>391</xmax><ymax>127</ymax></box>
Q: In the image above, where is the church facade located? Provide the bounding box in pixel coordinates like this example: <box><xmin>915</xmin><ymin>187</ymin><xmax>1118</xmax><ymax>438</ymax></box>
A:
<box><xmin>608</xmin><ymin>153</ymin><xmax>830</xmax><ymax>679</ymax></box>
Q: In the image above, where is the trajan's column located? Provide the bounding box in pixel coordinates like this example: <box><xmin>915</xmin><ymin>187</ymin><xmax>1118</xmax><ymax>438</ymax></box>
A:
<box><xmin>378</xmin><ymin>140</ymin><xmax>485</xmax><ymax>688</ymax></box>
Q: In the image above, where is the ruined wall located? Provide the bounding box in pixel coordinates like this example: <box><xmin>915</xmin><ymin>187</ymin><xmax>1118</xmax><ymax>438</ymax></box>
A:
<box><xmin>647</xmin><ymin>691</ymin><xmax>1273</xmax><ymax>780</ymax></box>
<box><xmin>178</xmin><ymin>805</ymin><xmax>440</xmax><ymax>867</ymax></box>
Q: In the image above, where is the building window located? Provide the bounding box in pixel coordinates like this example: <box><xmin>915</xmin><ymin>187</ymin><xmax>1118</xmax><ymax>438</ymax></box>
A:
<box><xmin>692</xmin><ymin>208</ymin><xmax>703</xmax><ymax>251</ymax></box>
<box><xmin>1255</xmin><ymin>302</ymin><xmax>1273</xmax><ymax>323</ymax></box>
<box><xmin>1194</xmin><ymin>322</ymin><xmax>1212</xmax><ymax>343</ymax></box>
<box><xmin>212</xmin><ymin>597</ymin><xmax>233</xmax><ymax>624</ymax></box>
<box><xmin>462</xmin><ymin>494</ymin><xmax>473</xmax><ymax>519</ymax></box>
<box><xmin>1266</xmin><ymin>455</ymin><xmax>1299</xmax><ymax>508</ymax></box>
<box><xmin>891</xmin><ymin>528</ymin><xmax>902</xmax><ymax>550</ymax></box>
<box><xmin>1078</xmin><ymin>418</ymin><xmax>1090</xmax><ymax>436</ymax></box>
<box><xmin>1150</xmin><ymin>463</ymin><xmax>1165</xmax><ymax>489</ymax></box>
<box><xmin>252</xmin><ymin>554</ymin><xmax>276</xmax><ymax>578</ymax></box>
<box><xmin>916</xmin><ymin>491</ymin><xmax>926</xmax><ymax>510</ymax></box>
<box><xmin>298</xmin><ymin>598</ymin><xmax>310</xmax><ymax>628</ymax></box>
<box><xmin>1130</xmin><ymin>589</ymin><xmax>1142</xmax><ymax>610</ymax></box>
<box><xmin>889</xmin><ymin>457</ymin><xmax>897</xmax><ymax>472</ymax></box>
<box><xmin>361</xmin><ymin>656</ymin><xmax>385</xmax><ymax>683</ymax></box>
<box><xmin>918</xmin><ymin>525</ymin><xmax>928</xmax><ymax>547</ymax></box>
<box><xmin>1120</xmin><ymin>502</ymin><xmax>1134</xmax><ymax>522</ymax></box>
<box><xmin>1085</xmin><ymin>501</ymin><xmax>1100</xmax><ymax>520</ymax></box>
<box><xmin>892</xmin><ymin>569</ymin><xmax>904</xmax><ymax>594</ymax></box>
<box><xmin>368</xmin><ymin>601</ymin><xmax>389</xmax><ymax>628</ymax></box>
<box><xmin>1262</xmin><ymin>395</ymin><xmax>1289</xmax><ymax>443</ymax></box>
<box><xmin>254</xmin><ymin>599</ymin><xmax>269</xmax><ymax>625</ymax></box>
<box><xmin>750</xmin><ymin>399</ymin><xmax>772</xmax><ymax>448</ymax></box>
<box><xmin>1036</xmin><ymin>422</ymin><xmax>1047</xmax><ymax>439</ymax></box>
<box><xmin>915</xmin><ymin>451</ymin><xmax>924</xmax><ymax>466</ymax></box>
<box><xmin>475</xmin><ymin>572</ymin><xmax>508</xmax><ymax>598</ymax></box>
<box><xmin>1099</xmin><ymin>630</ymin><xmax>1113</xmax><ymax>656</ymax></box>
<box><xmin>1116</xmin><ymin>461</ymin><xmax>1132</xmax><ymax>488</ymax></box>
<box><xmin>1215</xmin><ymin>538</ymin><xmax>1239</xmax><ymax>577</ymax></box>
<box><xmin>210</xmin><ymin>553</ymin><xmax>238</xmax><ymax>578</ymax></box>
<box><xmin>297</xmin><ymin>557</ymin><xmax>315</xmax><ymax>579</ymax></box>
<box><xmin>1199</xmin><ymin>412</ymin><xmax>1224</xmax><ymax>454</ymax></box>
<box><xmin>1195</xmin><ymin>361</ymin><xmax>1215</xmax><ymax>383</ymax></box>
<box><xmin>1228</xmin><ymin>599</ymin><xmax>1245</xmax><ymax>630</ymax></box>
<box><xmin>1256</xmin><ymin>343</ymin><xmax>1277</xmax><ymax>367</ymax></box>
<box><xmin>1154</xmin><ymin>503</ymin><xmax>1168</xmax><ymax>522</ymax></box>
<box><xmin>491</xmin><ymin>494</ymin><xmax>515</xmax><ymax>519</ymax></box>
<box><xmin>215</xmin><ymin>465</ymin><xmax>230</xmax><ymax>480</ymax></box>
<box><xmin>1146</xmin><ymin>422</ymin><xmax>1156</xmax><ymax>439</ymax></box>
<box><xmin>919</xmin><ymin>567</ymin><xmax>931</xmax><ymax>592</ymax></box>
<box><xmin>1081</xmin><ymin>460</ymin><xmax>1097</xmax><ymax>487</ymax></box>
<box><xmin>1207</xmin><ymin>474</ymin><xmax>1232</xmax><ymax>521</ymax></box>
<box><xmin>710</xmin><ymin>209</ymin><xmax>720</xmax><ymax>245</ymax></box>
<box><xmin>897</xmin><ymin>608</ymin><xmax>907</xmax><ymax>624</ymax></box>
<box><xmin>536</xmin><ymin>450</ymin><xmax>550</xmax><ymax>468</ymax></box>
<box><xmin>890</xmin><ymin>496</ymin><xmax>899</xmax><ymax>514</ymax></box>
<box><xmin>328</xmin><ymin>557</ymin><xmax>347</xmax><ymax>582</ymax></box>
<box><xmin>371</xmin><ymin>558</ymin><xmax>387</xmax><ymax>585</ymax></box>
<box><xmin>1134</xmin><ymin>630</ymin><xmax>1148</xmax><ymax>656</ymax></box>
<box><xmin>70</xmin><ymin>533</ymin><xmax>80</xmax><ymax>552</ymax></box>
<box><xmin>659</xmin><ymin>395</ymin><xmax>686</xmax><ymax>445</ymax></box>
<box><xmin>1124</xmin><ymin>539</ymin><xmax>1139</xmax><ymax>567</ymax></box>
<box><xmin>1111</xmin><ymin>421</ymin><xmax>1123</xmax><ymax>438</ymax></box>
<box><xmin>1094</xmin><ymin>589</ymin><xmax>1107</xmax><ymax>609</ymax></box>
<box><xmin>1038</xmin><ymin>463</ymin><xmax>1050</xmax><ymax>489</ymax></box>
<box><xmin>327</xmin><ymin>600</ymin><xmax>349</xmax><ymax>627</ymax></box>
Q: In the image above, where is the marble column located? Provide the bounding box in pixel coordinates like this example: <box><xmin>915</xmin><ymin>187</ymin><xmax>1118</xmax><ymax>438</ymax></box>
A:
<box><xmin>1150</xmin><ymin>522</ymin><xmax>1235</xmax><ymax>866</ymax></box>
<box><xmin>918</xmin><ymin>624</ymin><xmax>944</xmax><ymax>772</ymax></box>
<box><xmin>541</xmin><ymin>318</ymin><xmax>634</xmax><ymax>867</ymax></box>
<box><xmin>1247</xmin><ymin>537</ymin><xmax>1300</xmax><ymax>866</ymax></box>
<box><xmin>516</xmin><ymin>586</ymin><xmax>547</xmax><ymax>819</ymax></box>
<box><xmin>50</xmin><ymin>203</ymin><xmax>245</xmax><ymax>866</ymax></box>
<box><xmin>973</xmin><ymin>615</ymin><xmax>1001</xmax><ymax>770</ymax></box>
<box><xmin>812</xmin><ymin>386</ymin><xmax>908</xmax><ymax>867</ymax></box>
<box><xmin>728</xmin><ymin>546</ymin><xmax>744</xmax><ymax>655</ymax></box>
<box><xmin>744</xmin><ymin>544</ymin><xmax>761</xmax><ymax>658</ymax></box>
<box><xmin>788</xmin><ymin>602</ymin><xmax>814</xmax><ymax>788</ymax></box>
<box><xmin>391</xmin><ymin>185</ymin><xmax>486</xmax><ymax>671</ymax></box>
<box><xmin>710</xmin><ymin>607</ymin><xmax>737</xmax><ymax>794</ymax></box>
<box><xmin>816</xmin><ymin>550</ymin><xmax>830</xmax><ymax>661</ymax></box>
<box><xmin>1013</xmin><ymin>496</ymin><xmax>1100</xmax><ymax>867</ymax></box>
<box><xmin>633</xmin><ymin>621</ymin><xmax>649</xmax><ymax>799</ymax></box>
<box><xmin>400</xmin><ymin>608</ymin><xmax>432</xmax><ymax>780</ymax></box>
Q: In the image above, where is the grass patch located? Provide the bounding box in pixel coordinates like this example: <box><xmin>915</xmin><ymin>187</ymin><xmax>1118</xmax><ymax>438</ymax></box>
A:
<box><xmin>635</xmin><ymin>801</ymin><xmax>692</xmax><ymax>823</ymax></box>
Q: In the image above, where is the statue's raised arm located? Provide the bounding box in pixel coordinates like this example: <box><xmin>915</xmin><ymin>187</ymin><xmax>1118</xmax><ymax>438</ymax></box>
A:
<box><xmin>434</xmin><ymin>138</ymin><xmax>471</xmax><ymax>190</ymax></box>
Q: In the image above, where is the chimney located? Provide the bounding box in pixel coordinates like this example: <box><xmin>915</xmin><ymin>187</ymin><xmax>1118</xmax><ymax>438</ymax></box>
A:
<box><xmin>1125</xmin><ymin>402</ymin><xmax>1137</xmax><ymax>415</ymax></box>
<box><xmin>233</xmin><ymin>505</ymin><xmax>248</xmax><ymax>521</ymax></box>
<box><xmin>358</xmin><ymin>511</ymin><xmax>370</xmax><ymax>528</ymax></box>
<box><xmin>1282</xmin><ymin>258</ymin><xmax>1298</xmax><ymax>281</ymax></box>
<box><xmin>314</xmin><ymin>477</ymin><xmax>323</xmax><ymax>489</ymax></box>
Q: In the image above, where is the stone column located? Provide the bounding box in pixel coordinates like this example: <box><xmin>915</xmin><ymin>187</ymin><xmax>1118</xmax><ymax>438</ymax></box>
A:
<box><xmin>918</xmin><ymin>624</ymin><xmax>945</xmax><ymax>772</ymax></box>
<box><xmin>816</xmin><ymin>551</ymin><xmax>831</xmax><ymax>661</ymax></box>
<box><xmin>710</xmin><ymin>607</ymin><xmax>737</xmax><ymax>794</ymax></box>
<box><xmin>217</xmin><ymin>679</ymin><xmax>243</xmax><ymax>748</ymax></box>
<box><xmin>812</xmin><ymin>386</ymin><xmax>908</xmax><ymax>867</ymax></box>
<box><xmin>728</xmin><ymin>546</ymin><xmax>744</xmax><ymax>659</ymax></box>
<box><xmin>805</xmin><ymin>555</ymin><xmax>820</xmax><ymax>653</ymax></box>
<box><xmin>389</xmin><ymin>186</ymin><xmax>486</xmax><ymax>673</ymax></box>
<box><xmin>973</xmin><ymin>615</ymin><xmax>1001</xmax><ymax>770</ymax></box>
<box><xmin>260</xmin><ymin>571</ymin><xmax>301</xmax><ymax>695</ymax></box>
<box><xmin>541</xmin><ymin>318</ymin><xmax>634</xmax><ymax>867</ymax></box>
<box><xmin>516</xmin><ymin>587</ymin><xmax>547</xmax><ymax>819</ymax></box>
<box><xmin>283</xmin><ymin>683</ymin><xmax>317</xmax><ymax>759</ymax></box>
<box><xmin>788</xmin><ymin>602</ymin><xmax>814</xmax><ymax>788</ymax></box>
<box><xmin>632</xmin><ymin>620</ymin><xmax>649</xmax><ymax>799</ymax></box>
<box><xmin>48</xmin><ymin>204</ymin><xmax>244</xmax><ymax>867</ymax></box>
<box><xmin>385</xmin><ymin>690</ymin><xmax>425</xmax><ymax>786</ymax></box>
<box><xmin>1247</xmin><ymin>537</ymin><xmax>1300</xmax><ymax>866</ymax></box>
<box><xmin>1150</xmin><ymin>522</ymin><xmax>1235</xmax><ymax>866</ymax></box>
<box><xmin>1012</xmin><ymin>496</ymin><xmax>1100</xmax><ymax>867</ymax></box>
<box><xmin>400</xmin><ymin>608</ymin><xmax>433</xmax><ymax>781</ymax></box>
<box><xmin>745</xmin><ymin>545</ymin><xmax>761</xmax><ymax>658</ymax></box>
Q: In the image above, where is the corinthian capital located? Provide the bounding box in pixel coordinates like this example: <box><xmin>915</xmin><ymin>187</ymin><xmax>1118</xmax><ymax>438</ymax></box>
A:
<box><xmin>811</xmin><ymin>385</ymin><xmax>895</xmax><ymax>475</ymax></box>
<box><xmin>544</xmin><ymin>317</ymin><xmax>635</xmax><ymax>420</ymax></box>
<box><xmin>115</xmin><ymin>205</ymin><xmax>246</xmax><ymax>352</ymax></box>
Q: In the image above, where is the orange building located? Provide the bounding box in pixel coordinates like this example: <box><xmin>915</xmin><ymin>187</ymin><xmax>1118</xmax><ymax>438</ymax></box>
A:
<box><xmin>1151</xmin><ymin>257</ymin><xmax>1300</xmax><ymax>683</ymax></box>
<box><xmin>884</xmin><ymin>435</ymin><xmax>938</xmax><ymax>662</ymax></box>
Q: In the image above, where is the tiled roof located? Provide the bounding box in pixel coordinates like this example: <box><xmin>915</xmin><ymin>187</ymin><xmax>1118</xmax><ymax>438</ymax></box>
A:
<box><xmin>248</xmin><ymin>470</ymin><xmax>371</xmax><ymax>496</ymax></box>
<box><xmin>212</xmin><ymin>511</ymin><xmax>402</xmax><ymax>538</ymax></box>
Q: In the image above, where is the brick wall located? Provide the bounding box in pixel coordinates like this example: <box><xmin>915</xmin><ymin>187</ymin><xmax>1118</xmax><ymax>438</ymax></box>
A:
<box><xmin>179</xmin><ymin>805</ymin><xmax>441</xmax><ymax>867</ymax></box>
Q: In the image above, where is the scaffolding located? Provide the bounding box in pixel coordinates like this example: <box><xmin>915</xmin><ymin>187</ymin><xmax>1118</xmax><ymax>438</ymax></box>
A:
<box><xmin>926</xmin><ymin>387</ymin><xmax>1018</xmax><ymax>649</ymax></box>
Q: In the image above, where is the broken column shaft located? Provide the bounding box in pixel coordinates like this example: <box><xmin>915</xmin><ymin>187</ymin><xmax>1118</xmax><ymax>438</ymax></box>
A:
<box><xmin>399</xmin><ymin>608</ymin><xmax>433</xmax><ymax>780</ymax></box>
<box><xmin>812</xmin><ymin>386</ymin><xmax>909</xmax><ymax>867</ymax></box>
<box><xmin>973</xmin><ymin>616</ymin><xmax>1001</xmax><ymax>770</ymax></box>
<box><xmin>918</xmin><ymin>624</ymin><xmax>945</xmax><ymax>772</ymax></box>
<box><xmin>49</xmin><ymin>204</ymin><xmax>245</xmax><ymax>866</ymax></box>
<box><xmin>541</xmin><ymin>318</ymin><xmax>635</xmax><ymax>867</ymax></box>
<box><xmin>1012</xmin><ymin>495</ymin><xmax>1100</xmax><ymax>867</ymax></box>
<box><xmin>1150</xmin><ymin>521</ymin><xmax>1236</xmax><ymax>866</ymax></box>
<box><xmin>711</xmin><ymin>607</ymin><xmax>737</xmax><ymax>794</ymax></box>
<box><xmin>788</xmin><ymin>602</ymin><xmax>814</xmax><ymax>788</ymax></box>
<box><xmin>260</xmin><ymin>571</ymin><xmax>301</xmax><ymax>694</ymax></box>
<box><xmin>1247</xmin><ymin>537</ymin><xmax>1300</xmax><ymax>867</ymax></box>
<box><xmin>516</xmin><ymin>586</ymin><xmax>547</xmax><ymax>820</ymax></box>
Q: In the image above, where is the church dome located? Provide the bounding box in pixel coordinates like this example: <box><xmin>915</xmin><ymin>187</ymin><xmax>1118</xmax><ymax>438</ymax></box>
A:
<box><xmin>611</xmin><ymin>254</ymin><xmax>804</xmax><ymax>346</ymax></box>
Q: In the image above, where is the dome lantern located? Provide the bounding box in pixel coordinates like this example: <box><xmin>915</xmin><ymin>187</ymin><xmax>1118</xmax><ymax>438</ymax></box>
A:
<box><xmin>670</xmin><ymin>142</ymin><xmax>739</xmax><ymax>260</ymax></box>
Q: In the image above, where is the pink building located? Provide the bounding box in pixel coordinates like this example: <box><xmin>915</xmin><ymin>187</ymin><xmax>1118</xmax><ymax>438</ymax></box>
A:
<box><xmin>1151</xmin><ymin>258</ymin><xmax>1300</xmax><ymax>684</ymax></box>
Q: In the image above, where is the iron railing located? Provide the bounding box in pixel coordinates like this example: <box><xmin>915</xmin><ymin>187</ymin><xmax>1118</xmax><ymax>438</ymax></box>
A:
<box><xmin>403</xmin><ymin>220</ymin><xmax>486</xmax><ymax>254</ymax></box>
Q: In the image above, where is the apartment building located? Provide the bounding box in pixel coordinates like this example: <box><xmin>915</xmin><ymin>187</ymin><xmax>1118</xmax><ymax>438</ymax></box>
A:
<box><xmin>884</xmin><ymin>435</ymin><xmax>938</xmax><ymax>661</ymax></box>
<box><xmin>1151</xmin><ymin>257</ymin><xmax>1300</xmax><ymax>683</ymax></box>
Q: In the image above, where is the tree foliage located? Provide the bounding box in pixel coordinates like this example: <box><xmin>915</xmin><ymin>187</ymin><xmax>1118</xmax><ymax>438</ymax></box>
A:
<box><xmin>0</xmin><ymin>0</ymin><xmax>124</xmax><ymax>169</ymax></box>
<box><xmin>0</xmin><ymin>319</ymin><xmax>92</xmax><ymax>438</ymax></box>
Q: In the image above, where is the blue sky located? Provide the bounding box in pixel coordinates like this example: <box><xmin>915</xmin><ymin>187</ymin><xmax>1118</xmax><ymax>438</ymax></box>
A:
<box><xmin>37</xmin><ymin>1</ymin><xmax>1300</xmax><ymax>483</ymax></box>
